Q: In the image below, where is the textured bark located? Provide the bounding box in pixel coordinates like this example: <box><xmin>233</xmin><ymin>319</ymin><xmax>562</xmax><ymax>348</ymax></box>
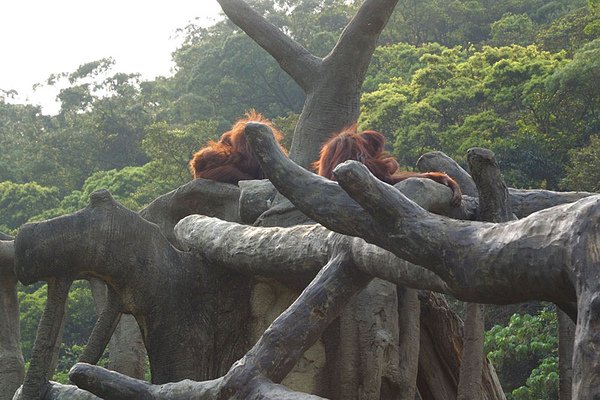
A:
<box><xmin>86</xmin><ymin>280</ymin><xmax>146</xmax><ymax>379</ymax></box>
<box><xmin>457</xmin><ymin>148</ymin><xmax>515</xmax><ymax>400</ymax></box>
<box><xmin>19</xmin><ymin>278</ymin><xmax>71</xmax><ymax>400</ymax></box>
<box><xmin>81</xmin><ymin>280</ymin><xmax>122</xmax><ymax>366</ymax></box>
<box><xmin>79</xmin><ymin>178</ymin><xmax>242</xmax><ymax>381</ymax></box>
<box><xmin>217</xmin><ymin>0</ymin><xmax>399</xmax><ymax>168</ymax></box>
<box><xmin>396</xmin><ymin>287</ymin><xmax>420</xmax><ymax>400</ymax></box>
<box><xmin>456</xmin><ymin>303</ymin><xmax>485</xmax><ymax>400</ymax></box>
<box><xmin>0</xmin><ymin>236</ymin><xmax>24</xmax><ymax>400</ymax></box>
<box><xmin>139</xmin><ymin>178</ymin><xmax>241</xmax><ymax>249</ymax></box>
<box><xmin>244</xmin><ymin>123</ymin><xmax>582</xmax><ymax>303</ymax></box>
<box><xmin>558</xmin><ymin>309</ymin><xmax>575</xmax><ymax>400</ymax></box>
<box><xmin>417</xmin><ymin>151</ymin><xmax>479</xmax><ymax>198</ymax></box>
<box><xmin>329</xmin><ymin>279</ymin><xmax>400</xmax><ymax>400</ymax></box>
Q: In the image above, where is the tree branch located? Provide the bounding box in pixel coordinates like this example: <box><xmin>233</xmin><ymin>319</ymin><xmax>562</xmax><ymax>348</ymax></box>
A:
<box><xmin>333</xmin><ymin>160</ymin><xmax>588</xmax><ymax>304</ymax></box>
<box><xmin>70</xmin><ymin>249</ymin><xmax>369</xmax><ymax>399</ymax></box>
<box><xmin>175</xmin><ymin>215</ymin><xmax>450</xmax><ymax>293</ymax></box>
<box><xmin>328</xmin><ymin>0</ymin><xmax>398</xmax><ymax>76</ymax></box>
<box><xmin>216</xmin><ymin>0</ymin><xmax>320</xmax><ymax>91</ymax></box>
<box><xmin>416</xmin><ymin>150</ymin><xmax>596</xmax><ymax>218</ymax></box>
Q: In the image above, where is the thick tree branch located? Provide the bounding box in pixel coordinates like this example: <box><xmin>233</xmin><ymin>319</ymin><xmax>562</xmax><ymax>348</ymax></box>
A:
<box><xmin>457</xmin><ymin>147</ymin><xmax>515</xmax><ymax>400</ymax></box>
<box><xmin>175</xmin><ymin>215</ymin><xmax>449</xmax><ymax>293</ymax></box>
<box><xmin>216</xmin><ymin>0</ymin><xmax>320</xmax><ymax>91</ymax></box>
<box><xmin>417</xmin><ymin>151</ymin><xmax>478</xmax><ymax>197</ymax></box>
<box><xmin>140</xmin><ymin>178</ymin><xmax>241</xmax><ymax>248</ymax></box>
<box><xmin>333</xmin><ymin>160</ymin><xmax>587</xmax><ymax>303</ymax></box>
<box><xmin>243</xmin><ymin>122</ymin><xmax>594</xmax><ymax>304</ymax></box>
<box><xmin>508</xmin><ymin>188</ymin><xmax>596</xmax><ymax>218</ymax></box>
<box><xmin>328</xmin><ymin>0</ymin><xmax>398</xmax><ymax>75</ymax></box>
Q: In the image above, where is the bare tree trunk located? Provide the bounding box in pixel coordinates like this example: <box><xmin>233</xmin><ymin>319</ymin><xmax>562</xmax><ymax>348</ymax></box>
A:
<box><xmin>457</xmin><ymin>148</ymin><xmax>515</xmax><ymax>399</ymax></box>
<box><xmin>396</xmin><ymin>286</ymin><xmax>420</xmax><ymax>400</ymax></box>
<box><xmin>558</xmin><ymin>309</ymin><xmax>575</xmax><ymax>400</ymax></box>
<box><xmin>418</xmin><ymin>292</ymin><xmax>505</xmax><ymax>400</ymax></box>
<box><xmin>457</xmin><ymin>303</ymin><xmax>485</xmax><ymax>400</ymax></box>
<box><xmin>0</xmin><ymin>237</ymin><xmax>24</xmax><ymax>400</ymax></box>
<box><xmin>19</xmin><ymin>278</ymin><xmax>70</xmax><ymax>400</ymax></box>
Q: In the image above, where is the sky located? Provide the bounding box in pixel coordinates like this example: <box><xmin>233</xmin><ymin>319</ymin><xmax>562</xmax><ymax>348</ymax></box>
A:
<box><xmin>0</xmin><ymin>0</ymin><xmax>224</xmax><ymax>113</ymax></box>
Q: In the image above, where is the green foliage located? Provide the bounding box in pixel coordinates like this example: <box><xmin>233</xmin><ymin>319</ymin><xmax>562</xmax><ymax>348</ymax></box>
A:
<box><xmin>537</xmin><ymin>7</ymin><xmax>598</xmax><ymax>54</ymax></box>
<box><xmin>561</xmin><ymin>135</ymin><xmax>600</xmax><ymax>190</ymax></box>
<box><xmin>383</xmin><ymin>0</ymin><xmax>584</xmax><ymax>47</ymax></box>
<box><xmin>360</xmin><ymin>43</ymin><xmax>600</xmax><ymax>188</ymax></box>
<box><xmin>271</xmin><ymin>112</ymin><xmax>300</xmax><ymax>150</ymax></box>
<box><xmin>0</xmin><ymin>181</ymin><xmax>60</xmax><ymax>230</ymax></box>
<box><xmin>490</xmin><ymin>14</ymin><xmax>537</xmax><ymax>46</ymax></box>
<box><xmin>142</xmin><ymin>119</ymin><xmax>220</xmax><ymax>184</ymax></box>
<box><xmin>33</xmin><ymin>165</ymin><xmax>156</xmax><ymax>219</ymax></box>
<box><xmin>485</xmin><ymin>308</ymin><xmax>558</xmax><ymax>398</ymax></box>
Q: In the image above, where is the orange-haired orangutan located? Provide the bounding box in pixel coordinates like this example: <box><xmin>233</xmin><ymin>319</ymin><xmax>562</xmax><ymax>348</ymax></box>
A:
<box><xmin>189</xmin><ymin>110</ymin><xmax>287</xmax><ymax>184</ymax></box>
<box><xmin>312</xmin><ymin>125</ymin><xmax>462</xmax><ymax>206</ymax></box>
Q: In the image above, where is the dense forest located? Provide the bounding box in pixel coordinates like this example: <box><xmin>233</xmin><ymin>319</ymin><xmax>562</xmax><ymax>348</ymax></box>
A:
<box><xmin>1</xmin><ymin>0</ymin><xmax>599</xmax><ymax>398</ymax></box>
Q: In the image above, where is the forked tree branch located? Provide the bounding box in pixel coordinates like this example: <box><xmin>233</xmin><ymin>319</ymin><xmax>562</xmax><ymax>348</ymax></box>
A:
<box><xmin>216</xmin><ymin>0</ymin><xmax>321</xmax><ymax>91</ymax></box>
<box><xmin>243</xmin><ymin>122</ymin><xmax>591</xmax><ymax>305</ymax></box>
<box><xmin>327</xmin><ymin>0</ymin><xmax>399</xmax><ymax>76</ymax></box>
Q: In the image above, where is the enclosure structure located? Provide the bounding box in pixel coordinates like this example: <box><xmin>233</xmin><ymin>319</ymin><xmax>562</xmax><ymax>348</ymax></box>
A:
<box><xmin>3</xmin><ymin>0</ymin><xmax>600</xmax><ymax>399</ymax></box>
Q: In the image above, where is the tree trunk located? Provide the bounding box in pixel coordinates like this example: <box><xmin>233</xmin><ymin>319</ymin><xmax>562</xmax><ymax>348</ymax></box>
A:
<box><xmin>19</xmin><ymin>278</ymin><xmax>70</xmax><ymax>400</ymax></box>
<box><xmin>0</xmin><ymin>237</ymin><xmax>24</xmax><ymax>400</ymax></box>
<box><xmin>558</xmin><ymin>309</ymin><xmax>575</xmax><ymax>400</ymax></box>
<box><xmin>396</xmin><ymin>287</ymin><xmax>420</xmax><ymax>400</ymax></box>
<box><xmin>457</xmin><ymin>303</ymin><xmax>485</xmax><ymax>400</ymax></box>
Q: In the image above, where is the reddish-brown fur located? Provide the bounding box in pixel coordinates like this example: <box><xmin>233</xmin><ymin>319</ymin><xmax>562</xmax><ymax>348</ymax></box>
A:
<box><xmin>312</xmin><ymin>125</ymin><xmax>462</xmax><ymax>206</ymax></box>
<box><xmin>189</xmin><ymin>110</ymin><xmax>287</xmax><ymax>184</ymax></box>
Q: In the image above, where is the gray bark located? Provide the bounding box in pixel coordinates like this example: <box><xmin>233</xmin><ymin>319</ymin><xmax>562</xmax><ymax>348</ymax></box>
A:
<box><xmin>417</xmin><ymin>292</ymin><xmax>505</xmax><ymax>400</ymax></box>
<box><xmin>456</xmin><ymin>303</ymin><xmax>485</xmax><ymax>400</ymax></box>
<box><xmin>416</xmin><ymin>151</ymin><xmax>479</xmax><ymax>198</ymax></box>
<box><xmin>396</xmin><ymin>287</ymin><xmax>420</xmax><ymax>400</ymax></box>
<box><xmin>81</xmin><ymin>280</ymin><xmax>122</xmax><ymax>366</ymax></box>
<box><xmin>330</xmin><ymin>279</ymin><xmax>400</xmax><ymax>400</ymax></box>
<box><xmin>79</xmin><ymin>178</ymin><xmax>242</xmax><ymax>381</ymax></box>
<box><xmin>18</xmin><ymin>278</ymin><xmax>71</xmax><ymax>400</ymax></box>
<box><xmin>558</xmin><ymin>309</ymin><xmax>575</xmax><ymax>400</ymax></box>
<box><xmin>0</xmin><ymin>237</ymin><xmax>24</xmax><ymax>400</ymax></box>
<box><xmin>14</xmin><ymin>190</ymin><xmax>251</xmax><ymax>385</ymax></box>
<box><xmin>70</xmin><ymin>248</ymin><xmax>371</xmax><ymax>399</ymax></box>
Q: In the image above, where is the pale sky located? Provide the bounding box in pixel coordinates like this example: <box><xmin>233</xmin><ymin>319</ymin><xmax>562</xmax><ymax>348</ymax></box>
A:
<box><xmin>0</xmin><ymin>0</ymin><xmax>224</xmax><ymax>113</ymax></box>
